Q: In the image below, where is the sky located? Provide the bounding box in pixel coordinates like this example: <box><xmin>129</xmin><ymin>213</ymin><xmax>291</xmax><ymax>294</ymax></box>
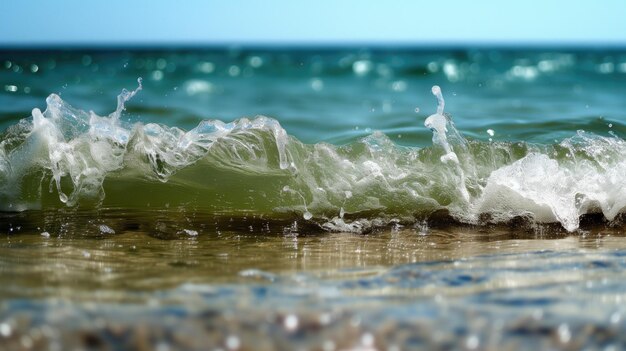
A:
<box><xmin>1</xmin><ymin>0</ymin><xmax>626</xmax><ymax>46</ymax></box>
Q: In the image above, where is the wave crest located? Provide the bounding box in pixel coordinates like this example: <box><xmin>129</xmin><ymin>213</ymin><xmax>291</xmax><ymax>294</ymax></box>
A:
<box><xmin>0</xmin><ymin>83</ymin><xmax>624</xmax><ymax>232</ymax></box>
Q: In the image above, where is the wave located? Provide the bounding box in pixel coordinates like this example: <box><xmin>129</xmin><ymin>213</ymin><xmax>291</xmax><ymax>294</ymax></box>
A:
<box><xmin>0</xmin><ymin>79</ymin><xmax>624</xmax><ymax>232</ymax></box>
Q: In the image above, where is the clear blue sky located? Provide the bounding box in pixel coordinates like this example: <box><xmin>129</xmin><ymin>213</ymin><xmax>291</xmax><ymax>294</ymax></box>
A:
<box><xmin>1</xmin><ymin>0</ymin><xmax>626</xmax><ymax>45</ymax></box>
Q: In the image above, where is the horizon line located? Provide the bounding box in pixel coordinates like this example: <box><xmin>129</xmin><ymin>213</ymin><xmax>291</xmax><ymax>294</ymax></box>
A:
<box><xmin>2</xmin><ymin>40</ymin><xmax>626</xmax><ymax>51</ymax></box>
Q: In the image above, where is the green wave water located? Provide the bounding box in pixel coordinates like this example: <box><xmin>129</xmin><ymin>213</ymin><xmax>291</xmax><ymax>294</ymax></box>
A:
<box><xmin>0</xmin><ymin>76</ymin><xmax>624</xmax><ymax>232</ymax></box>
<box><xmin>1</xmin><ymin>48</ymin><xmax>626</xmax><ymax>351</ymax></box>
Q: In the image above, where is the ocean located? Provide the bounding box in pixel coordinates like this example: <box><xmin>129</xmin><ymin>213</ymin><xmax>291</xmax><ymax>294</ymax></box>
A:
<box><xmin>0</xmin><ymin>47</ymin><xmax>625</xmax><ymax>350</ymax></box>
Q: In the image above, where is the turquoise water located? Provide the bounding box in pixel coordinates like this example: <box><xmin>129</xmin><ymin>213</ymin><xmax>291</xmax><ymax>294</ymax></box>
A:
<box><xmin>1</xmin><ymin>48</ymin><xmax>626</xmax><ymax>349</ymax></box>
<box><xmin>1</xmin><ymin>48</ymin><xmax>625</xmax><ymax>231</ymax></box>
<box><xmin>2</xmin><ymin>48</ymin><xmax>625</xmax><ymax>145</ymax></box>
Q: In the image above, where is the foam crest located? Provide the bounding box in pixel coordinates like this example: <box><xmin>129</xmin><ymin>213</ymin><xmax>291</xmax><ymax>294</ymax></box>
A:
<box><xmin>472</xmin><ymin>133</ymin><xmax>626</xmax><ymax>231</ymax></box>
<box><xmin>0</xmin><ymin>83</ymin><xmax>624</xmax><ymax>232</ymax></box>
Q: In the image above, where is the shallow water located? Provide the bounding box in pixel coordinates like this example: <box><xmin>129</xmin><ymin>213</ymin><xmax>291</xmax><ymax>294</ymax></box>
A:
<box><xmin>1</xmin><ymin>47</ymin><xmax>626</xmax><ymax>349</ymax></box>
<box><xmin>1</xmin><ymin>225</ymin><xmax>626</xmax><ymax>350</ymax></box>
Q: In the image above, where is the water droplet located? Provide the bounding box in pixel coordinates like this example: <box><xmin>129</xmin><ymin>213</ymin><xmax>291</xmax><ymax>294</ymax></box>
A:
<box><xmin>557</xmin><ymin>324</ymin><xmax>571</xmax><ymax>343</ymax></box>
<box><xmin>99</xmin><ymin>225</ymin><xmax>115</xmax><ymax>234</ymax></box>
<box><xmin>391</xmin><ymin>80</ymin><xmax>407</xmax><ymax>92</ymax></box>
<box><xmin>284</xmin><ymin>314</ymin><xmax>299</xmax><ymax>331</ymax></box>
<box><xmin>156</xmin><ymin>58</ymin><xmax>167</xmax><ymax>70</ymax></box>
<box><xmin>226</xmin><ymin>335</ymin><xmax>240</xmax><ymax>350</ymax></box>
<box><xmin>310</xmin><ymin>78</ymin><xmax>323</xmax><ymax>91</ymax></box>
<box><xmin>151</xmin><ymin>70</ymin><xmax>164</xmax><ymax>81</ymax></box>
<box><xmin>228</xmin><ymin>65</ymin><xmax>240</xmax><ymax>77</ymax></box>
<box><xmin>0</xmin><ymin>323</ymin><xmax>12</xmax><ymax>337</ymax></box>
<box><xmin>198</xmin><ymin>61</ymin><xmax>215</xmax><ymax>73</ymax></box>
<box><xmin>183</xmin><ymin>229</ymin><xmax>198</xmax><ymax>236</ymax></box>
<box><xmin>466</xmin><ymin>335</ymin><xmax>479</xmax><ymax>349</ymax></box>
<box><xmin>361</xmin><ymin>333</ymin><xmax>374</xmax><ymax>347</ymax></box>
<box><xmin>352</xmin><ymin>60</ymin><xmax>372</xmax><ymax>76</ymax></box>
<box><xmin>248</xmin><ymin>56</ymin><xmax>263</xmax><ymax>68</ymax></box>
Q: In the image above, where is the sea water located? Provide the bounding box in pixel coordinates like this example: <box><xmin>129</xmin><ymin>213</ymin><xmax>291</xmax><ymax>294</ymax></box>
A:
<box><xmin>0</xmin><ymin>47</ymin><xmax>625</xmax><ymax>350</ymax></box>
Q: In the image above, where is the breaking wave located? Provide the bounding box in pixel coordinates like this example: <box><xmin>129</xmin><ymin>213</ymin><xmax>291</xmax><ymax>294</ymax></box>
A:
<box><xmin>1</xmin><ymin>80</ymin><xmax>624</xmax><ymax>232</ymax></box>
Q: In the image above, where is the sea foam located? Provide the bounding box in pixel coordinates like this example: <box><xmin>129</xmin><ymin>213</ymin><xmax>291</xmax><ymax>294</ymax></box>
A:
<box><xmin>0</xmin><ymin>82</ymin><xmax>624</xmax><ymax>232</ymax></box>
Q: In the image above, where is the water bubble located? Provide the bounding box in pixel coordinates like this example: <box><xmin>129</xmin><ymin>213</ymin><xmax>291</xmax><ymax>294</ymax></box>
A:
<box><xmin>151</xmin><ymin>70</ymin><xmax>164</xmax><ymax>81</ymax></box>
<box><xmin>608</xmin><ymin>123</ymin><xmax>613</xmax><ymax>128</ymax></box>
<box><xmin>310</xmin><ymin>78</ymin><xmax>324</xmax><ymax>91</ymax></box>
<box><xmin>41</xmin><ymin>231</ymin><xmax>50</xmax><ymax>238</ymax></box>
<box><xmin>228</xmin><ymin>65</ymin><xmax>241</xmax><ymax>77</ymax></box>
<box><xmin>0</xmin><ymin>323</ymin><xmax>12</xmax><ymax>337</ymax></box>
<box><xmin>414</xmin><ymin>107</ymin><xmax>420</xmax><ymax>113</ymax></box>
<box><xmin>487</xmin><ymin>129</ymin><xmax>495</xmax><ymax>137</ymax></box>
<box><xmin>225</xmin><ymin>335</ymin><xmax>240</xmax><ymax>350</ymax></box>
<box><xmin>557</xmin><ymin>324</ymin><xmax>571</xmax><ymax>343</ymax></box>
<box><xmin>185</xmin><ymin>80</ymin><xmax>213</xmax><ymax>95</ymax></box>
<box><xmin>361</xmin><ymin>333</ymin><xmax>374</xmax><ymax>347</ymax></box>
<box><xmin>198</xmin><ymin>61</ymin><xmax>215</xmax><ymax>73</ymax></box>
<box><xmin>391</xmin><ymin>80</ymin><xmax>407</xmax><ymax>92</ymax></box>
<box><xmin>30</xmin><ymin>64</ymin><xmax>39</xmax><ymax>73</ymax></box>
<box><xmin>99</xmin><ymin>225</ymin><xmax>115</xmax><ymax>234</ymax></box>
<box><xmin>427</xmin><ymin>61</ymin><xmax>439</xmax><ymax>72</ymax></box>
<box><xmin>248</xmin><ymin>56</ymin><xmax>263</xmax><ymax>68</ymax></box>
<box><xmin>466</xmin><ymin>335</ymin><xmax>479</xmax><ymax>349</ymax></box>
<box><xmin>183</xmin><ymin>229</ymin><xmax>198</xmax><ymax>236</ymax></box>
<box><xmin>303</xmin><ymin>211</ymin><xmax>313</xmax><ymax>220</ymax></box>
<box><xmin>352</xmin><ymin>60</ymin><xmax>373</xmax><ymax>76</ymax></box>
<box><xmin>4</xmin><ymin>85</ymin><xmax>17</xmax><ymax>92</ymax></box>
<box><xmin>443</xmin><ymin>61</ymin><xmax>459</xmax><ymax>81</ymax></box>
<box><xmin>156</xmin><ymin>58</ymin><xmax>167</xmax><ymax>70</ymax></box>
<box><xmin>284</xmin><ymin>314</ymin><xmax>299</xmax><ymax>331</ymax></box>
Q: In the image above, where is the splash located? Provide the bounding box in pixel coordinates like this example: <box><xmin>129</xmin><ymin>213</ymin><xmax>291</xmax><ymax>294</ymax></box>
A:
<box><xmin>424</xmin><ymin>86</ymin><xmax>470</xmax><ymax>202</ymax></box>
<box><xmin>0</xmin><ymin>83</ymin><xmax>625</xmax><ymax>232</ymax></box>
